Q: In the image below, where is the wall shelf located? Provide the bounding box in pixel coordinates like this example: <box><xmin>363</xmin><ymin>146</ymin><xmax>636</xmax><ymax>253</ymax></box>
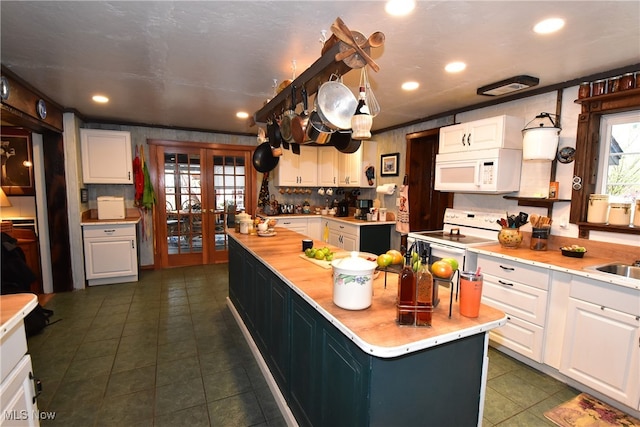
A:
<box><xmin>503</xmin><ymin>196</ymin><xmax>570</xmax><ymax>217</ymax></box>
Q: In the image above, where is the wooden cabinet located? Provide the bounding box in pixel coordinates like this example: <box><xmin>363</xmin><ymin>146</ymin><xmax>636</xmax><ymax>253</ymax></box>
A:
<box><xmin>478</xmin><ymin>254</ymin><xmax>549</xmax><ymax>362</ymax></box>
<box><xmin>275</xmin><ymin>146</ymin><xmax>318</xmax><ymax>187</ymax></box>
<box><xmin>80</xmin><ymin>129</ymin><xmax>133</xmax><ymax>184</ymax></box>
<box><xmin>82</xmin><ymin>223</ymin><xmax>138</xmax><ymax>286</ymax></box>
<box><xmin>439</xmin><ymin>115</ymin><xmax>524</xmax><ymax>154</ymax></box>
<box><xmin>560</xmin><ymin>276</ymin><xmax>640</xmax><ymax>408</ymax></box>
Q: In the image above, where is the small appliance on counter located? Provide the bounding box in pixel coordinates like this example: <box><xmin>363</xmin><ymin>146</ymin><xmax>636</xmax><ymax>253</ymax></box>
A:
<box><xmin>97</xmin><ymin>196</ymin><xmax>125</xmax><ymax>220</ymax></box>
<box><xmin>354</xmin><ymin>199</ymin><xmax>373</xmax><ymax>220</ymax></box>
<box><xmin>335</xmin><ymin>199</ymin><xmax>350</xmax><ymax>217</ymax></box>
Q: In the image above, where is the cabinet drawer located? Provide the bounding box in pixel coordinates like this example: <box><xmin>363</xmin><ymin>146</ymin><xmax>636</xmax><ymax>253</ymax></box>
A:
<box><xmin>489</xmin><ymin>315</ymin><xmax>544</xmax><ymax>362</ymax></box>
<box><xmin>327</xmin><ymin>220</ymin><xmax>359</xmax><ymax>236</ymax></box>
<box><xmin>571</xmin><ymin>276</ymin><xmax>640</xmax><ymax>316</ymax></box>
<box><xmin>482</xmin><ymin>274</ymin><xmax>548</xmax><ymax>326</ymax></box>
<box><xmin>83</xmin><ymin>224</ymin><xmax>136</xmax><ymax>238</ymax></box>
<box><xmin>477</xmin><ymin>255</ymin><xmax>549</xmax><ymax>290</ymax></box>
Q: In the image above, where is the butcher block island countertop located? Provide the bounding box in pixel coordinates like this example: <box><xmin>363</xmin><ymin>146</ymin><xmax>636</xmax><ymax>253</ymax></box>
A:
<box><xmin>227</xmin><ymin>227</ymin><xmax>507</xmax><ymax>427</ymax></box>
<box><xmin>230</xmin><ymin>227</ymin><xmax>506</xmax><ymax>357</ymax></box>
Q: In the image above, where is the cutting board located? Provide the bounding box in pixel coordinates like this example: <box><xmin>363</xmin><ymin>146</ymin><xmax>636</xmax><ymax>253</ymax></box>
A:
<box><xmin>299</xmin><ymin>253</ymin><xmax>333</xmax><ymax>269</ymax></box>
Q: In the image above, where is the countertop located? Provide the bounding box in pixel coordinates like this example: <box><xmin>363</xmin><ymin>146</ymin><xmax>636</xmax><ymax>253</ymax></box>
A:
<box><xmin>0</xmin><ymin>293</ymin><xmax>38</xmax><ymax>340</ymax></box>
<box><xmin>263</xmin><ymin>213</ymin><xmax>396</xmax><ymax>226</ymax></box>
<box><xmin>470</xmin><ymin>244</ymin><xmax>640</xmax><ymax>290</ymax></box>
<box><xmin>230</xmin><ymin>227</ymin><xmax>506</xmax><ymax>358</ymax></box>
<box><xmin>81</xmin><ymin>209</ymin><xmax>141</xmax><ymax>225</ymax></box>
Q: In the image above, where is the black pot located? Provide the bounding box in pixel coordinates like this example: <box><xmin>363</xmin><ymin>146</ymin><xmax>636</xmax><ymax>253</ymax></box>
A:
<box><xmin>252</xmin><ymin>142</ymin><xmax>280</xmax><ymax>173</ymax></box>
<box><xmin>333</xmin><ymin>131</ymin><xmax>361</xmax><ymax>154</ymax></box>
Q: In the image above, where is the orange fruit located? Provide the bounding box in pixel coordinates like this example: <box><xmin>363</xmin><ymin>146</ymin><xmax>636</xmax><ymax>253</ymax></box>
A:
<box><xmin>431</xmin><ymin>261</ymin><xmax>453</xmax><ymax>279</ymax></box>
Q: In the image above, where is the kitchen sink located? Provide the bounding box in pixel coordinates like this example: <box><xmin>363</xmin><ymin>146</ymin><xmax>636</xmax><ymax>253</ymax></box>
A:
<box><xmin>584</xmin><ymin>263</ymin><xmax>640</xmax><ymax>281</ymax></box>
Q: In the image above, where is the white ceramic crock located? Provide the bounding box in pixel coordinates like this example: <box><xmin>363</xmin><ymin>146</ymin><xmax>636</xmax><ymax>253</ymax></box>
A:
<box><xmin>331</xmin><ymin>252</ymin><xmax>377</xmax><ymax>310</ymax></box>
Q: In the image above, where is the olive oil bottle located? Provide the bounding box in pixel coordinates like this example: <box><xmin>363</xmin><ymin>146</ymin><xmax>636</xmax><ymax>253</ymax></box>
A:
<box><xmin>397</xmin><ymin>251</ymin><xmax>416</xmax><ymax>325</ymax></box>
<box><xmin>415</xmin><ymin>251</ymin><xmax>434</xmax><ymax>326</ymax></box>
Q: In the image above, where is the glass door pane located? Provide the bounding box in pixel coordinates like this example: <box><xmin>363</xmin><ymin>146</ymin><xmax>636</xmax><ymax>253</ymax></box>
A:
<box><xmin>210</xmin><ymin>154</ymin><xmax>247</xmax><ymax>257</ymax></box>
<box><xmin>165</xmin><ymin>151</ymin><xmax>202</xmax><ymax>256</ymax></box>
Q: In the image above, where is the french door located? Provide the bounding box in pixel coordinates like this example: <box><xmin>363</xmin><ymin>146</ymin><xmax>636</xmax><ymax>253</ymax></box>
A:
<box><xmin>149</xmin><ymin>140</ymin><xmax>255</xmax><ymax>268</ymax></box>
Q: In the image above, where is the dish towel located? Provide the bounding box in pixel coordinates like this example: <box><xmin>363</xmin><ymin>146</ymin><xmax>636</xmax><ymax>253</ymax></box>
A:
<box><xmin>396</xmin><ymin>184</ymin><xmax>409</xmax><ymax>234</ymax></box>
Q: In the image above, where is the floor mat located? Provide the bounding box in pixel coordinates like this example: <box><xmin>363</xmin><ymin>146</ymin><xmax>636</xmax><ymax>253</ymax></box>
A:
<box><xmin>544</xmin><ymin>393</ymin><xmax>640</xmax><ymax>427</ymax></box>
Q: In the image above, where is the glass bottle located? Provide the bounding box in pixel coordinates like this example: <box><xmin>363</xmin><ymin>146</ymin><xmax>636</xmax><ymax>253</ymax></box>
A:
<box><xmin>351</xmin><ymin>86</ymin><xmax>372</xmax><ymax>139</ymax></box>
<box><xmin>415</xmin><ymin>251</ymin><xmax>433</xmax><ymax>326</ymax></box>
<box><xmin>397</xmin><ymin>251</ymin><xmax>416</xmax><ymax>325</ymax></box>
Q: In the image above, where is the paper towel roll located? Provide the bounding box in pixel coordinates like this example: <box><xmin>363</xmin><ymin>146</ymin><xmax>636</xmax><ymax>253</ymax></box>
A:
<box><xmin>376</xmin><ymin>184</ymin><xmax>396</xmax><ymax>195</ymax></box>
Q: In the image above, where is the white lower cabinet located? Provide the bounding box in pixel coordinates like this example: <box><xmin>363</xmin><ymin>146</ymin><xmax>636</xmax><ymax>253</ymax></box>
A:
<box><xmin>327</xmin><ymin>220</ymin><xmax>359</xmax><ymax>251</ymax></box>
<box><xmin>478</xmin><ymin>254</ymin><xmax>549</xmax><ymax>362</ymax></box>
<box><xmin>278</xmin><ymin>218</ymin><xmax>309</xmax><ymax>236</ymax></box>
<box><xmin>82</xmin><ymin>223</ymin><xmax>138</xmax><ymax>286</ymax></box>
<box><xmin>0</xmin><ymin>354</ymin><xmax>39</xmax><ymax>427</ymax></box>
<box><xmin>560</xmin><ymin>276</ymin><xmax>640</xmax><ymax>408</ymax></box>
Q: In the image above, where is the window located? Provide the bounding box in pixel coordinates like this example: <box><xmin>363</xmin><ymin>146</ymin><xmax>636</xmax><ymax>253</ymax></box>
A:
<box><xmin>597</xmin><ymin>111</ymin><xmax>640</xmax><ymax>201</ymax></box>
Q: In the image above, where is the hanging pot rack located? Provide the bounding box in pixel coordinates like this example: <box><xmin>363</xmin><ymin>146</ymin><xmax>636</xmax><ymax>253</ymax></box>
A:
<box><xmin>252</xmin><ymin>18</ymin><xmax>383</xmax><ymax>128</ymax></box>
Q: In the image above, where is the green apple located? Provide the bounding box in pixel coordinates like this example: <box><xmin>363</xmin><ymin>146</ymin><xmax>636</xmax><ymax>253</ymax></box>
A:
<box><xmin>441</xmin><ymin>257</ymin><xmax>459</xmax><ymax>271</ymax></box>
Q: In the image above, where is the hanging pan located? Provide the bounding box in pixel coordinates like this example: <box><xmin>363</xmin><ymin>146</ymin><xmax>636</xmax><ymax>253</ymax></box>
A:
<box><xmin>292</xmin><ymin>86</ymin><xmax>310</xmax><ymax>144</ymax></box>
<box><xmin>252</xmin><ymin>142</ymin><xmax>280</xmax><ymax>173</ymax></box>
<box><xmin>280</xmin><ymin>85</ymin><xmax>297</xmax><ymax>144</ymax></box>
<box><xmin>316</xmin><ymin>74</ymin><xmax>357</xmax><ymax>130</ymax></box>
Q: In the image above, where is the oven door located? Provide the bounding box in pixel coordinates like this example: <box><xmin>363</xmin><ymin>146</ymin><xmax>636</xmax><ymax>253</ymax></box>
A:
<box><xmin>428</xmin><ymin>242</ymin><xmax>466</xmax><ymax>268</ymax></box>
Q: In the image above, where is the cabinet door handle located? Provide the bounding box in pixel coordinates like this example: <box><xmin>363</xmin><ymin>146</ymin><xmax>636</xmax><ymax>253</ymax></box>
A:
<box><xmin>499</xmin><ymin>265</ymin><xmax>515</xmax><ymax>271</ymax></box>
<box><xmin>467</xmin><ymin>133</ymin><xmax>471</xmax><ymax>146</ymax></box>
<box><xmin>461</xmin><ymin>134</ymin><xmax>466</xmax><ymax>146</ymax></box>
<box><xmin>498</xmin><ymin>280</ymin><xmax>514</xmax><ymax>286</ymax></box>
<box><xmin>29</xmin><ymin>372</ymin><xmax>42</xmax><ymax>403</ymax></box>
<box><xmin>128</xmin><ymin>171</ymin><xmax>131</xmax><ymax>180</ymax></box>
<box><xmin>131</xmin><ymin>240</ymin><xmax>135</xmax><ymax>249</ymax></box>
<box><xmin>104</xmin><ymin>229</ymin><xmax>116</xmax><ymax>233</ymax></box>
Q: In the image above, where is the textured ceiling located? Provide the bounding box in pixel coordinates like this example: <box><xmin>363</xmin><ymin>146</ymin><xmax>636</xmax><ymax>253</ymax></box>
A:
<box><xmin>1</xmin><ymin>1</ymin><xmax>639</xmax><ymax>135</ymax></box>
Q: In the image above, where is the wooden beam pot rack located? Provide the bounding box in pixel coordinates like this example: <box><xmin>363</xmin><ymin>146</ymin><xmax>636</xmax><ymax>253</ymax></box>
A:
<box><xmin>253</xmin><ymin>42</ymin><xmax>355</xmax><ymax>126</ymax></box>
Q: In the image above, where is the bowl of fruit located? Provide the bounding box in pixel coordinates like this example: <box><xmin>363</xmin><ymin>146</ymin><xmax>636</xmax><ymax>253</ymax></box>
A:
<box><xmin>560</xmin><ymin>245</ymin><xmax>587</xmax><ymax>258</ymax></box>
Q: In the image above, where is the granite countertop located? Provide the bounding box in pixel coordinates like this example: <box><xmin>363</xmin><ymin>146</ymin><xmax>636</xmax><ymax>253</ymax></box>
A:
<box><xmin>470</xmin><ymin>243</ymin><xmax>640</xmax><ymax>290</ymax></box>
<box><xmin>230</xmin><ymin>228</ymin><xmax>506</xmax><ymax>358</ymax></box>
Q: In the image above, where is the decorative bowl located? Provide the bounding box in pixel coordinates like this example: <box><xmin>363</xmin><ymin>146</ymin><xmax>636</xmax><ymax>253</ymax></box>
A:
<box><xmin>561</xmin><ymin>249</ymin><xmax>587</xmax><ymax>258</ymax></box>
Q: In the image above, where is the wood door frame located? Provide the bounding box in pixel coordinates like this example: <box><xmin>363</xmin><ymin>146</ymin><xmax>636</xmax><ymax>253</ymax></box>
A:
<box><xmin>148</xmin><ymin>139</ymin><xmax>257</xmax><ymax>268</ymax></box>
<box><xmin>405</xmin><ymin>129</ymin><xmax>453</xmax><ymax>232</ymax></box>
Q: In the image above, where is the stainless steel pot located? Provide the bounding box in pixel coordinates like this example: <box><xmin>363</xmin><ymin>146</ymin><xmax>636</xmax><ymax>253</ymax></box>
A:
<box><xmin>316</xmin><ymin>76</ymin><xmax>357</xmax><ymax>130</ymax></box>
<box><xmin>306</xmin><ymin>110</ymin><xmax>334</xmax><ymax>144</ymax></box>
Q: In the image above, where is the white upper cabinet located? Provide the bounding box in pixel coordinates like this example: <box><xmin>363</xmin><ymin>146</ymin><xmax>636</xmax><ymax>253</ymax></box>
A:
<box><xmin>337</xmin><ymin>147</ymin><xmax>363</xmax><ymax>187</ymax></box>
<box><xmin>439</xmin><ymin>115</ymin><xmax>524</xmax><ymax>153</ymax></box>
<box><xmin>81</xmin><ymin>129</ymin><xmax>133</xmax><ymax>184</ymax></box>
<box><xmin>317</xmin><ymin>148</ymin><xmax>339</xmax><ymax>187</ymax></box>
<box><xmin>275</xmin><ymin>145</ymin><xmax>318</xmax><ymax>187</ymax></box>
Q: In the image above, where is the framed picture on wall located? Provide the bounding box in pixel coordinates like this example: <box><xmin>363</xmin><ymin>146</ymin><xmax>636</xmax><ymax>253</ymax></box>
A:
<box><xmin>1</xmin><ymin>127</ymin><xmax>35</xmax><ymax>195</ymax></box>
<box><xmin>380</xmin><ymin>152</ymin><xmax>399</xmax><ymax>176</ymax></box>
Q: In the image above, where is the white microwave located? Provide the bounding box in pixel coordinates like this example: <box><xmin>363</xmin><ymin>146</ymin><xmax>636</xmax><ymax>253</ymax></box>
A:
<box><xmin>434</xmin><ymin>148</ymin><xmax>522</xmax><ymax>193</ymax></box>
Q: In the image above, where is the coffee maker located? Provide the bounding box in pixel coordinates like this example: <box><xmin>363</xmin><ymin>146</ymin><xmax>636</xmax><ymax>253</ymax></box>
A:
<box><xmin>355</xmin><ymin>199</ymin><xmax>373</xmax><ymax>220</ymax></box>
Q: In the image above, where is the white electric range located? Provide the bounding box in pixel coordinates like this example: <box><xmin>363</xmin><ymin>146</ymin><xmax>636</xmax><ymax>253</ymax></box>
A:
<box><xmin>407</xmin><ymin>208</ymin><xmax>505</xmax><ymax>273</ymax></box>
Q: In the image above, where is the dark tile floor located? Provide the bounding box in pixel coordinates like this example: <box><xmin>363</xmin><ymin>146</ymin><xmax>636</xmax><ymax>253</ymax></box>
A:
<box><xmin>27</xmin><ymin>264</ymin><xmax>579</xmax><ymax>426</ymax></box>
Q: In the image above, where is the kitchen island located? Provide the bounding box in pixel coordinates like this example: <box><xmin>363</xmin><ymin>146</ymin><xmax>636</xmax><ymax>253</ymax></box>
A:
<box><xmin>227</xmin><ymin>228</ymin><xmax>506</xmax><ymax>427</ymax></box>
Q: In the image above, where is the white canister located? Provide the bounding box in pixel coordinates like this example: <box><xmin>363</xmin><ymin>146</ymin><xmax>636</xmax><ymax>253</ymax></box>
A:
<box><xmin>634</xmin><ymin>200</ymin><xmax>640</xmax><ymax>227</ymax></box>
<box><xmin>608</xmin><ymin>202</ymin><xmax>631</xmax><ymax>226</ymax></box>
<box><xmin>331</xmin><ymin>252</ymin><xmax>377</xmax><ymax>310</ymax></box>
<box><xmin>239</xmin><ymin>218</ymin><xmax>252</xmax><ymax>234</ymax></box>
<box><xmin>586</xmin><ymin>194</ymin><xmax>609</xmax><ymax>223</ymax></box>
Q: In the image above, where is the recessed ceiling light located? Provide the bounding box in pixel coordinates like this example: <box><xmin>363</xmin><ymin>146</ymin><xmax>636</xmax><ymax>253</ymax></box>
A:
<box><xmin>385</xmin><ymin>0</ymin><xmax>415</xmax><ymax>16</ymax></box>
<box><xmin>92</xmin><ymin>95</ymin><xmax>109</xmax><ymax>103</ymax></box>
<box><xmin>402</xmin><ymin>81</ymin><xmax>419</xmax><ymax>91</ymax></box>
<box><xmin>445</xmin><ymin>62</ymin><xmax>466</xmax><ymax>73</ymax></box>
<box><xmin>533</xmin><ymin>18</ymin><xmax>565</xmax><ymax>34</ymax></box>
<box><xmin>236</xmin><ymin>111</ymin><xmax>249</xmax><ymax>119</ymax></box>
